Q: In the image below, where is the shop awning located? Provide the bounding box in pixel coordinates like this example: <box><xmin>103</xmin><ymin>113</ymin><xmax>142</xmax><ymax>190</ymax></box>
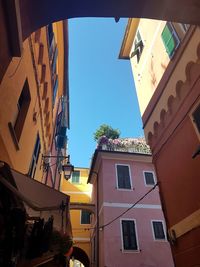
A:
<box><xmin>0</xmin><ymin>161</ymin><xmax>72</xmax><ymax>235</ymax></box>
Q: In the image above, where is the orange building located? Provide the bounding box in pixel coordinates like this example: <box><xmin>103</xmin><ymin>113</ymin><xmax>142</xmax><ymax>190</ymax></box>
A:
<box><xmin>120</xmin><ymin>19</ymin><xmax>200</xmax><ymax>266</ymax></box>
<box><xmin>0</xmin><ymin>20</ymin><xmax>69</xmax><ymax>186</ymax></box>
<box><xmin>0</xmin><ymin>20</ymin><xmax>72</xmax><ymax>266</ymax></box>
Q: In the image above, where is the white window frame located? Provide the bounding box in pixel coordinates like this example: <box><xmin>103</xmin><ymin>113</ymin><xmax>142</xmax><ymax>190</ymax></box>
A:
<box><xmin>143</xmin><ymin>171</ymin><xmax>156</xmax><ymax>186</ymax></box>
<box><xmin>115</xmin><ymin>164</ymin><xmax>133</xmax><ymax>191</ymax></box>
<box><xmin>70</xmin><ymin>170</ymin><xmax>81</xmax><ymax>184</ymax></box>
<box><xmin>120</xmin><ymin>218</ymin><xmax>140</xmax><ymax>253</ymax></box>
<box><xmin>80</xmin><ymin>210</ymin><xmax>91</xmax><ymax>225</ymax></box>
<box><xmin>151</xmin><ymin>220</ymin><xmax>167</xmax><ymax>241</ymax></box>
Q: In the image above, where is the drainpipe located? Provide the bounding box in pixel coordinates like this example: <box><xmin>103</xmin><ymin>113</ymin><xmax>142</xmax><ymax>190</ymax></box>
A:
<box><xmin>92</xmin><ymin>171</ymin><xmax>99</xmax><ymax>267</ymax></box>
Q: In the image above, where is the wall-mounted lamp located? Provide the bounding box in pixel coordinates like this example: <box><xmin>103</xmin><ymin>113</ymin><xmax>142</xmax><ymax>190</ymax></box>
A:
<box><xmin>62</xmin><ymin>156</ymin><xmax>74</xmax><ymax>180</ymax></box>
<box><xmin>42</xmin><ymin>154</ymin><xmax>74</xmax><ymax>179</ymax></box>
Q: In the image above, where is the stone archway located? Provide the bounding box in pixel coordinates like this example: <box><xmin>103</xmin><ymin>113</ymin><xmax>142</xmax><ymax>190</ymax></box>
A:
<box><xmin>70</xmin><ymin>246</ymin><xmax>90</xmax><ymax>267</ymax></box>
<box><xmin>18</xmin><ymin>0</ymin><xmax>200</xmax><ymax>40</ymax></box>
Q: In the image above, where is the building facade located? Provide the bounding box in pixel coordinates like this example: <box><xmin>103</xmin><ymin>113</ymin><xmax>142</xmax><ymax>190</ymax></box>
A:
<box><xmin>0</xmin><ymin>20</ymin><xmax>72</xmax><ymax>266</ymax></box>
<box><xmin>0</xmin><ymin>20</ymin><xmax>69</xmax><ymax>188</ymax></box>
<box><xmin>119</xmin><ymin>19</ymin><xmax>200</xmax><ymax>266</ymax></box>
<box><xmin>88</xmin><ymin>144</ymin><xmax>174</xmax><ymax>267</ymax></box>
<box><xmin>61</xmin><ymin>167</ymin><xmax>93</xmax><ymax>267</ymax></box>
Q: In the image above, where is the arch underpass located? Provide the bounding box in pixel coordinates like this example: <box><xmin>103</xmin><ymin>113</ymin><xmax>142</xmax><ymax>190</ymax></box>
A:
<box><xmin>70</xmin><ymin>246</ymin><xmax>90</xmax><ymax>267</ymax></box>
<box><xmin>1</xmin><ymin>0</ymin><xmax>200</xmax><ymax>83</ymax></box>
<box><xmin>19</xmin><ymin>0</ymin><xmax>200</xmax><ymax>40</ymax></box>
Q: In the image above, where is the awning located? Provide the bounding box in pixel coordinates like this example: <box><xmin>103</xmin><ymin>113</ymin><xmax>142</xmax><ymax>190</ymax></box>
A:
<box><xmin>0</xmin><ymin>161</ymin><xmax>72</xmax><ymax>235</ymax></box>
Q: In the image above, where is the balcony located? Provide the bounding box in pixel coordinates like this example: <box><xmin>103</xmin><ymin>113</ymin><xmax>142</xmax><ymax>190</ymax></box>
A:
<box><xmin>97</xmin><ymin>137</ymin><xmax>151</xmax><ymax>155</ymax></box>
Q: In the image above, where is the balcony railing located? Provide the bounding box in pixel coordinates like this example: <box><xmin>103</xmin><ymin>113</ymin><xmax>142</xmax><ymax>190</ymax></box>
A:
<box><xmin>97</xmin><ymin>137</ymin><xmax>151</xmax><ymax>155</ymax></box>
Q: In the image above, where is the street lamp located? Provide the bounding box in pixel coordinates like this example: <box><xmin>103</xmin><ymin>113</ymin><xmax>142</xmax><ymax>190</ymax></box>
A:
<box><xmin>62</xmin><ymin>156</ymin><xmax>74</xmax><ymax>180</ymax></box>
<box><xmin>42</xmin><ymin>154</ymin><xmax>74</xmax><ymax>179</ymax></box>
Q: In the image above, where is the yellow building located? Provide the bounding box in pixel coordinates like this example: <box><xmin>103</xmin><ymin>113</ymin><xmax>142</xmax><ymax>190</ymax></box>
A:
<box><xmin>61</xmin><ymin>167</ymin><xmax>93</xmax><ymax>267</ymax></box>
<box><xmin>0</xmin><ymin>20</ymin><xmax>69</xmax><ymax>185</ymax></box>
<box><xmin>119</xmin><ymin>19</ymin><xmax>191</xmax><ymax>116</ymax></box>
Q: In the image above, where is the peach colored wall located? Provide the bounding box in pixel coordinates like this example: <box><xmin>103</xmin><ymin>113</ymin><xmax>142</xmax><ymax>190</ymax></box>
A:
<box><xmin>130</xmin><ymin>19</ymin><xmax>169</xmax><ymax>116</ymax></box>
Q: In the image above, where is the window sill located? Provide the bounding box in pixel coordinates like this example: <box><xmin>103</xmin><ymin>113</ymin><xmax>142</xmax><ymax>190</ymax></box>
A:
<box><xmin>121</xmin><ymin>249</ymin><xmax>141</xmax><ymax>253</ymax></box>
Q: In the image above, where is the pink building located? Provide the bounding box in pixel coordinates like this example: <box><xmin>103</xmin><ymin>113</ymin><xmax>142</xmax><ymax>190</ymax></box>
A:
<box><xmin>88</xmin><ymin>144</ymin><xmax>174</xmax><ymax>267</ymax></box>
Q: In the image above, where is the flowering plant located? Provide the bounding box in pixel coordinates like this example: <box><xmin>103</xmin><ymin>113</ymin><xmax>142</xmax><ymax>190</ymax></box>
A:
<box><xmin>97</xmin><ymin>137</ymin><xmax>151</xmax><ymax>154</ymax></box>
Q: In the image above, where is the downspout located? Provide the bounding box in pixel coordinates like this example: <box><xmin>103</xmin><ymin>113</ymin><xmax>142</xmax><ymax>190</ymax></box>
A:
<box><xmin>97</xmin><ymin>172</ymin><xmax>99</xmax><ymax>267</ymax></box>
<box><xmin>92</xmin><ymin>171</ymin><xmax>99</xmax><ymax>267</ymax></box>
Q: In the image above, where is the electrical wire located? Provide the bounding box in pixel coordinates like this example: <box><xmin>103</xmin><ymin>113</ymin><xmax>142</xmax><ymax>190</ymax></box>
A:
<box><xmin>100</xmin><ymin>182</ymin><xmax>158</xmax><ymax>230</ymax></box>
<box><xmin>83</xmin><ymin>182</ymin><xmax>158</xmax><ymax>231</ymax></box>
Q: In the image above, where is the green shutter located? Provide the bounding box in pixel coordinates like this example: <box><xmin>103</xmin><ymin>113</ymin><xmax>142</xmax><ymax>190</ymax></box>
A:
<box><xmin>161</xmin><ymin>24</ymin><xmax>175</xmax><ymax>57</ymax></box>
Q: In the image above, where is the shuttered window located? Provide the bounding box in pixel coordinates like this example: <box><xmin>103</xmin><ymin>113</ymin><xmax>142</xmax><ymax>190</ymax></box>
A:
<box><xmin>28</xmin><ymin>134</ymin><xmax>41</xmax><ymax>179</ymax></box>
<box><xmin>152</xmin><ymin>221</ymin><xmax>166</xmax><ymax>240</ymax></box>
<box><xmin>144</xmin><ymin>171</ymin><xmax>155</xmax><ymax>185</ymax></box>
<box><xmin>121</xmin><ymin>220</ymin><xmax>138</xmax><ymax>250</ymax></box>
<box><xmin>116</xmin><ymin>165</ymin><xmax>131</xmax><ymax>189</ymax></box>
<box><xmin>71</xmin><ymin>170</ymin><xmax>80</xmax><ymax>183</ymax></box>
<box><xmin>161</xmin><ymin>22</ymin><xmax>180</xmax><ymax>58</ymax></box>
<box><xmin>81</xmin><ymin>210</ymin><xmax>91</xmax><ymax>224</ymax></box>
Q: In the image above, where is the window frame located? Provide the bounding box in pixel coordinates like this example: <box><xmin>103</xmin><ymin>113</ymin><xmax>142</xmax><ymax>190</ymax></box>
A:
<box><xmin>143</xmin><ymin>171</ymin><xmax>156</xmax><ymax>186</ymax></box>
<box><xmin>131</xmin><ymin>30</ymin><xmax>144</xmax><ymax>63</ymax></box>
<box><xmin>80</xmin><ymin>210</ymin><xmax>91</xmax><ymax>225</ymax></box>
<box><xmin>151</xmin><ymin>220</ymin><xmax>167</xmax><ymax>241</ymax></box>
<box><xmin>28</xmin><ymin>134</ymin><xmax>41</xmax><ymax>179</ymax></box>
<box><xmin>161</xmin><ymin>22</ymin><xmax>180</xmax><ymax>58</ymax></box>
<box><xmin>14</xmin><ymin>79</ymin><xmax>31</xmax><ymax>142</ymax></box>
<box><xmin>115</xmin><ymin>164</ymin><xmax>132</xmax><ymax>190</ymax></box>
<box><xmin>120</xmin><ymin>218</ymin><xmax>139</xmax><ymax>252</ymax></box>
<box><xmin>71</xmin><ymin>170</ymin><xmax>80</xmax><ymax>184</ymax></box>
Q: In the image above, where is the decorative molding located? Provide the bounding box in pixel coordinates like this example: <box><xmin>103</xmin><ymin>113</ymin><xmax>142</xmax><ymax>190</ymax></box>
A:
<box><xmin>98</xmin><ymin>202</ymin><xmax>162</xmax><ymax>216</ymax></box>
<box><xmin>147</xmin><ymin>42</ymin><xmax>200</xmax><ymax>150</ymax></box>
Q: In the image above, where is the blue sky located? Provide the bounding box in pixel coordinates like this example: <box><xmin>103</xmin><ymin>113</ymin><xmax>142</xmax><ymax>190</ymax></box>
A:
<box><xmin>68</xmin><ymin>18</ymin><xmax>144</xmax><ymax>168</ymax></box>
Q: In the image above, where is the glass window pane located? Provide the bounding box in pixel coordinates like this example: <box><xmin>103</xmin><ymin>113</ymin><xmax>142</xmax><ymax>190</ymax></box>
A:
<box><xmin>153</xmin><ymin>221</ymin><xmax>165</xmax><ymax>239</ymax></box>
<box><xmin>72</xmin><ymin>170</ymin><xmax>80</xmax><ymax>183</ymax></box>
<box><xmin>145</xmin><ymin>172</ymin><xmax>155</xmax><ymax>185</ymax></box>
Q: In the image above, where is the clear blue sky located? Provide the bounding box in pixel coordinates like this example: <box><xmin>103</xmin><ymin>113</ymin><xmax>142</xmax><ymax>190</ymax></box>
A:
<box><xmin>68</xmin><ymin>18</ymin><xmax>144</xmax><ymax>168</ymax></box>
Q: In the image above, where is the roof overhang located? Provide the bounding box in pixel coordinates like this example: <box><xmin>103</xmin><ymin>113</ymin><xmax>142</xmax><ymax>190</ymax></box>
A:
<box><xmin>119</xmin><ymin>18</ymin><xmax>140</xmax><ymax>60</ymax></box>
<box><xmin>88</xmin><ymin>149</ymin><xmax>152</xmax><ymax>184</ymax></box>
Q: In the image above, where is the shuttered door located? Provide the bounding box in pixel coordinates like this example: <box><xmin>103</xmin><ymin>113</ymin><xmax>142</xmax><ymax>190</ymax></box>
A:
<box><xmin>122</xmin><ymin>220</ymin><xmax>138</xmax><ymax>250</ymax></box>
<box><xmin>152</xmin><ymin>221</ymin><xmax>165</xmax><ymax>239</ymax></box>
<box><xmin>117</xmin><ymin>165</ymin><xmax>131</xmax><ymax>189</ymax></box>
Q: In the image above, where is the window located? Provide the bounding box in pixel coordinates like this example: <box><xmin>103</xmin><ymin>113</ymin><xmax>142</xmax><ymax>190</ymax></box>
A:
<box><xmin>116</xmin><ymin>165</ymin><xmax>131</xmax><ymax>189</ymax></box>
<box><xmin>28</xmin><ymin>134</ymin><xmax>41</xmax><ymax>179</ymax></box>
<box><xmin>144</xmin><ymin>171</ymin><xmax>155</xmax><ymax>186</ymax></box>
<box><xmin>192</xmin><ymin>104</ymin><xmax>200</xmax><ymax>134</ymax></box>
<box><xmin>131</xmin><ymin>31</ymin><xmax>144</xmax><ymax>63</ymax></box>
<box><xmin>71</xmin><ymin>170</ymin><xmax>80</xmax><ymax>183</ymax></box>
<box><xmin>14</xmin><ymin>79</ymin><xmax>31</xmax><ymax>141</ymax></box>
<box><xmin>52</xmin><ymin>75</ymin><xmax>58</xmax><ymax>106</ymax></box>
<box><xmin>152</xmin><ymin>221</ymin><xmax>166</xmax><ymax>240</ymax></box>
<box><xmin>121</xmin><ymin>220</ymin><xmax>138</xmax><ymax>251</ymax></box>
<box><xmin>81</xmin><ymin>210</ymin><xmax>91</xmax><ymax>224</ymax></box>
<box><xmin>161</xmin><ymin>22</ymin><xmax>180</xmax><ymax>58</ymax></box>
